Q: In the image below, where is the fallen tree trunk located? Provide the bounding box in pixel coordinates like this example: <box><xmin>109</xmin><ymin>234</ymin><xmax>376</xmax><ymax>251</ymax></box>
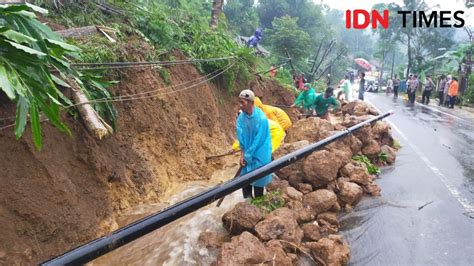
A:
<box><xmin>67</xmin><ymin>77</ymin><xmax>112</xmax><ymax>139</ymax></box>
<box><xmin>56</xmin><ymin>26</ymin><xmax>98</xmax><ymax>38</ymax></box>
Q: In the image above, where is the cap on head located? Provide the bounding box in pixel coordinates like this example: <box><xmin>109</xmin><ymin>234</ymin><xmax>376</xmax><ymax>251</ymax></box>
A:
<box><xmin>239</xmin><ymin>89</ymin><xmax>255</xmax><ymax>101</ymax></box>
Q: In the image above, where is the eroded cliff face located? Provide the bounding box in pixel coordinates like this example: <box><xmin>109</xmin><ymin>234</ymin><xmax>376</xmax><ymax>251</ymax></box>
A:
<box><xmin>0</xmin><ymin>45</ymin><xmax>294</xmax><ymax>264</ymax></box>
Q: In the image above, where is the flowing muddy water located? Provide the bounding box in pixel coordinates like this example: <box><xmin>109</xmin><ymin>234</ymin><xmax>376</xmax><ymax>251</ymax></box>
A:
<box><xmin>90</xmin><ymin>164</ymin><xmax>242</xmax><ymax>266</ymax></box>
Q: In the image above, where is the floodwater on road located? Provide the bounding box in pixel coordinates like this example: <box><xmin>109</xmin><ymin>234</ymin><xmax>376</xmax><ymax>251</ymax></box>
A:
<box><xmin>89</xmin><ymin>165</ymin><xmax>242</xmax><ymax>266</ymax></box>
<box><xmin>340</xmin><ymin>93</ymin><xmax>474</xmax><ymax>265</ymax></box>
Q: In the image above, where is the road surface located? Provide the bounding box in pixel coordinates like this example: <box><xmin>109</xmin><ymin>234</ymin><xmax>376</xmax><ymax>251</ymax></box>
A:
<box><xmin>340</xmin><ymin>93</ymin><xmax>474</xmax><ymax>265</ymax></box>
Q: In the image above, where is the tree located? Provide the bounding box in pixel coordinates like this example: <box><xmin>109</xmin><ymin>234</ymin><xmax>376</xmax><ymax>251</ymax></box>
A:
<box><xmin>266</xmin><ymin>16</ymin><xmax>311</xmax><ymax>64</ymax></box>
<box><xmin>210</xmin><ymin>0</ymin><xmax>224</xmax><ymax>30</ymax></box>
<box><xmin>223</xmin><ymin>0</ymin><xmax>259</xmax><ymax>36</ymax></box>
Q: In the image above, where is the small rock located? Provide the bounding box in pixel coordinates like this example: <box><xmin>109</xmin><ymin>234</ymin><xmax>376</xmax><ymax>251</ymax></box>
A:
<box><xmin>296</xmin><ymin>183</ymin><xmax>313</xmax><ymax>194</ymax></box>
<box><xmin>380</xmin><ymin>145</ymin><xmax>396</xmax><ymax>164</ymax></box>
<box><xmin>198</xmin><ymin>232</ymin><xmax>230</xmax><ymax>248</ymax></box>
<box><xmin>301</xmin><ymin>222</ymin><xmax>322</xmax><ymax>241</ymax></box>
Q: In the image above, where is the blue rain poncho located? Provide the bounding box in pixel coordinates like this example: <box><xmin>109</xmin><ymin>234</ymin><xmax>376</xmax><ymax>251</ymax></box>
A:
<box><xmin>236</xmin><ymin>106</ymin><xmax>272</xmax><ymax>187</ymax></box>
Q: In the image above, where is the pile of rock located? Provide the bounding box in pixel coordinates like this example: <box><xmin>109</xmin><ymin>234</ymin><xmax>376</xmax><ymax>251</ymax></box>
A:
<box><xmin>198</xmin><ymin>100</ymin><xmax>397</xmax><ymax>265</ymax></box>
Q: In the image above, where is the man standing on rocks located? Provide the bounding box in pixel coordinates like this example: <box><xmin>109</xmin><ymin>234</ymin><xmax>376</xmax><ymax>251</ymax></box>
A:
<box><xmin>358</xmin><ymin>72</ymin><xmax>366</xmax><ymax>100</ymax></box>
<box><xmin>312</xmin><ymin>87</ymin><xmax>340</xmax><ymax>120</ymax></box>
<box><xmin>236</xmin><ymin>89</ymin><xmax>272</xmax><ymax>199</ymax></box>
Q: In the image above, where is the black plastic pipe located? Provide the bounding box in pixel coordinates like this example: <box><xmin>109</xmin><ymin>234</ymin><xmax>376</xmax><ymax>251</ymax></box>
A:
<box><xmin>41</xmin><ymin>110</ymin><xmax>393</xmax><ymax>265</ymax></box>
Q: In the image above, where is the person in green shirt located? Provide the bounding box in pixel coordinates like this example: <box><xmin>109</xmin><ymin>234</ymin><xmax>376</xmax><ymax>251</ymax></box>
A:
<box><xmin>291</xmin><ymin>83</ymin><xmax>317</xmax><ymax>112</ymax></box>
<box><xmin>312</xmin><ymin>87</ymin><xmax>340</xmax><ymax>120</ymax></box>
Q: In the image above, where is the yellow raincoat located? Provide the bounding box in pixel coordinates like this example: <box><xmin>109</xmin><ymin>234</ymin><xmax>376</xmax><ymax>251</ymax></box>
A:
<box><xmin>254</xmin><ymin>97</ymin><xmax>292</xmax><ymax>131</ymax></box>
<box><xmin>232</xmin><ymin>119</ymin><xmax>285</xmax><ymax>153</ymax></box>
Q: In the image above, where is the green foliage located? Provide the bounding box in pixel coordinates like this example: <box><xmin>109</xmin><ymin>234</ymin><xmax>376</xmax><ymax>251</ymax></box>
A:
<box><xmin>69</xmin><ymin>35</ymin><xmax>121</xmax><ymax>63</ymax></box>
<box><xmin>125</xmin><ymin>1</ymin><xmax>255</xmax><ymax>93</ymax></box>
<box><xmin>250</xmin><ymin>190</ymin><xmax>285</xmax><ymax>214</ymax></box>
<box><xmin>353</xmin><ymin>155</ymin><xmax>381</xmax><ymax>175</ymax></box>
<box><xmin>223</xmin><ymin>0</ymin><xmax>259</xmax><ymax>36</ymax></box>
<box><xmin>0</xmin><ymin>4</ymin><xmax>116</xmax><ymax>149</ymax></box>
<box><xmin>378</xmin><ymin>151</ymin><xmax>388</xmax><ymax>163</ymax></box>
<box><xmin>80</xmin><ymin>72</ymin><xmax>118</xmax><ymax>130</ymax></box>
<box><xmin>393</xmin><ymin>139</ymin><xmax>402</xmax><ymax>150</ymax></box>
<box><xmin>33</xmin><ymin>0</ymin><xmax>108</xmax><ymax>27</ymax></box>
<box><xmin>158</xmin><ymin>68</ymin><xmax>171</xmax><ymax>85</ymax></box>
<box><xmin>266</xmin><ymin>16</ymin><xmax>311</xmax><ymax>63</ymax></box>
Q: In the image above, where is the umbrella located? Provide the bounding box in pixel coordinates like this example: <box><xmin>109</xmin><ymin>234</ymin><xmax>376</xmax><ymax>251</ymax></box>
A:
<box><xmin>354</xmin><ymin>58</ymin><xmax>372</xmax><ymax>70</ymax></box>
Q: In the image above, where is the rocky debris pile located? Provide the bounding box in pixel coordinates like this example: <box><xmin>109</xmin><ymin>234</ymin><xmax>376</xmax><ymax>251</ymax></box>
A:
<box><xmin>198</xmin><ymin>100</ymin><xmax>397</xmax><ymax>265</ymax></box>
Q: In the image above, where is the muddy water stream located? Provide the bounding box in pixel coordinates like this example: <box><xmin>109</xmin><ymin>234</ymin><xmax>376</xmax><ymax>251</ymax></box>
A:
<box><xmin>90</xmin><ymin>165</ymin><xmax>242</xmax><ymax>266</ymax></box>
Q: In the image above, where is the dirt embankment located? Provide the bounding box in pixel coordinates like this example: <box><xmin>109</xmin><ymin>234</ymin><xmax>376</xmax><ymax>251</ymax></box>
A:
<box><xmin>0</xmin><ymin>43</ymin><xmax>295</xmax><ymax>264</ymax></box>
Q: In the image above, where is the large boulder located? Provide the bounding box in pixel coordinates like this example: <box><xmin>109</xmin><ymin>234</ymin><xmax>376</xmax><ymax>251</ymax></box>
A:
<box><xmin>286</xmin><ymin>117</ymin><xmax>334</xmax><ymax>143</ymax></box>
<box><xmin>273</xmin><ymin>140</ymin><xmax>310</xmax><ymax>181</ymax></box>
<box><xmin>303</xmin><ymin>189</ymin><xmax>337</xmax><ymax>215</ymax></box>
<box><xmin>222</xmin><ymin>202</ymin><xmax>262</xmax><ymax>235</ymax></box>
<box><xmin>266</xmin><ymin>178</ymin><xmax>289</xmax><ymax>192</ymax></box>
<box><xmin>337</xmin><ymin>181</ymin><xmax>363</xmax><ymax>205</ymax></box>
<box><xmin>340</xmin><ymin>114</ymin><xmax>375</xmax><ymax>128</ymax></box>
<box><xmin>216</xmin><ymin>231</ymin><xmax>273</xmax><ymax>265</ymax></box>
<box><xmin>282</xmin><ymin>186</ymin><xmax>304</xmax><ymax>202</ymax></box>
<box><xmin>380</xmin><ymin>145</ymin><xmax>396</xmax><ymax>164</ymax></box>
<box><xmin>302</xmin><ymin>150</ymin><xmax>343</xmax><ymax>188</ymax></box>
<box><xmin>362</xmin><ymin>139</ymin><xmax>381</xmax><ymax>157</ymax></box>
<box><xmin>340</xmin><ymin>162</ymin><xmax>373</xmax><ymax>186</ymax></box>
<box><xmin>285</xmin><ymin>200</ymin><xmax>315</xmax><ymax>224</ymax></box>
<box><xmin>341</xmin><ymin>100</ymin><xmax>379</xmax><ymax>116</ymax></box>
<box><xmin>372</xmin><ymin>121</ymin><xmax>394</xmax><ymax>147</ymax></box>
<box><xmin>305</xmin><ymin>235</ymin><xmax>351</xmax><ymax>265</ymax></box>
<box><xmin>255</xmin><ymin>207</ymin><xmax>304</xmax><ymax>245</ymax></box>
<box><xmin>353</xmin><ymin>124</ymin><xmax>374</xmax><ymax>145</ymax></box>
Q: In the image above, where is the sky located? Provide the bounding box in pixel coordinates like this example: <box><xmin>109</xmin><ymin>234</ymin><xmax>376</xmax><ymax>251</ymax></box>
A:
<box><xmin>319</xmin><ymin>0</ymin><xmax>474</xmax><ymax>27</ymax></box>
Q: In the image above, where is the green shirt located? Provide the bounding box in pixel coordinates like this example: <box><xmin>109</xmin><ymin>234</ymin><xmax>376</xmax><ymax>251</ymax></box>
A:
<box><xmin>294</xmin><ymin>88</ymin><xmax>317</xmax><ymax>110</ymax></box>
<box><xmin>312</xmin><ymin>94</ymin><xmax>339</xmax><ymax>116</ymax></box>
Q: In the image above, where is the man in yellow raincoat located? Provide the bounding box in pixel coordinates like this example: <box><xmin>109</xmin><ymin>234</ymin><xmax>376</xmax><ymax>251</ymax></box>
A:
<box><xmin>232</xmin><ymin>118</ymin><xmax>285</xmax><ymax>153</ymax></box>
<box><xmin>254</xmin><ymin>97</ymin><xmax>292</xmax><ymax>131</ymax></box>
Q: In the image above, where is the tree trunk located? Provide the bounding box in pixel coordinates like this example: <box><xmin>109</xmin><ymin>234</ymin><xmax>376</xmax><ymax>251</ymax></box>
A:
<box><xmin>67</xmin><ymin>77</ymin><xmax>112</xmax><ymax>140</ymax></box>
<box><xmin>378</xmin><ymin>40</ymin><xmax>386</xmax><ymax>90</ymax></box>
<box><xmin>56</xmin><ymin>26</ymin><xmax>98</xmax><ymax>38</ymax></box>
<box><xmin>209</xmin><ymin>0</ymin><xmax>223</xmax><ymax>31</ymax></box>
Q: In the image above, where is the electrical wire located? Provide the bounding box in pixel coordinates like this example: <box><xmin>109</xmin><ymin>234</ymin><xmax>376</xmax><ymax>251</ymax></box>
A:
<box><xmin>0</xmin><ymin>59</ymin><xmax>237</xmax><ymax>131</ymax></box>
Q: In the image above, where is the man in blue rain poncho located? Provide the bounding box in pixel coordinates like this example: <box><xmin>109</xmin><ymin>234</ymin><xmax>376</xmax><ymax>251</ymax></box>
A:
<box><xmin>236</xmin><ymin>89</ymin><xmax>272</xmax><ymax>199</ymax></box>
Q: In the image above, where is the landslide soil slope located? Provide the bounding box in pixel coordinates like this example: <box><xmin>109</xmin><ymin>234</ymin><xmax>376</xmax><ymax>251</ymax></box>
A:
<box><xmin>0</xmin><ymin>43</ymin><xmax>295</xmax><ymax>264</ymax></box>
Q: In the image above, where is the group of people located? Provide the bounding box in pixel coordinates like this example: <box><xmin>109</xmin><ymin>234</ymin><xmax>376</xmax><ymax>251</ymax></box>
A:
<box><xmin>385</xmin><ymin>74</ymin><xmax>459</xmax><ymax>108</ymax></box>
<box><xmin>436</xmin><ymin>75</ymin><xmax>459</xmax><ymax>109</ymax></box>
<box><xmin>234</xmin><ymin>79</ymin><xmax>341</xmax><ymax>199</ymax></box>
<box><xmin>291</xmin><ymin>82</ymin><xmax>340</xmax><ymax>120</ymax></box>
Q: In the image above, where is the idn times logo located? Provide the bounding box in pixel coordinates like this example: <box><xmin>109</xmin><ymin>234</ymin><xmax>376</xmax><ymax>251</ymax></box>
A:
<box><xmin>345</xmin><ymin>9</ymin><xmax>465</xmax><ymax>29</ymax></box>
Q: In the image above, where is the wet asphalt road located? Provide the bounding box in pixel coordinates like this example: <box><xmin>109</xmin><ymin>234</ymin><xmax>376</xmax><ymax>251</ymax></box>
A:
<box><xmin>340</xmin><ymin>93</ymin><xmax>474</xmax><ymax>265</ymax></box>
